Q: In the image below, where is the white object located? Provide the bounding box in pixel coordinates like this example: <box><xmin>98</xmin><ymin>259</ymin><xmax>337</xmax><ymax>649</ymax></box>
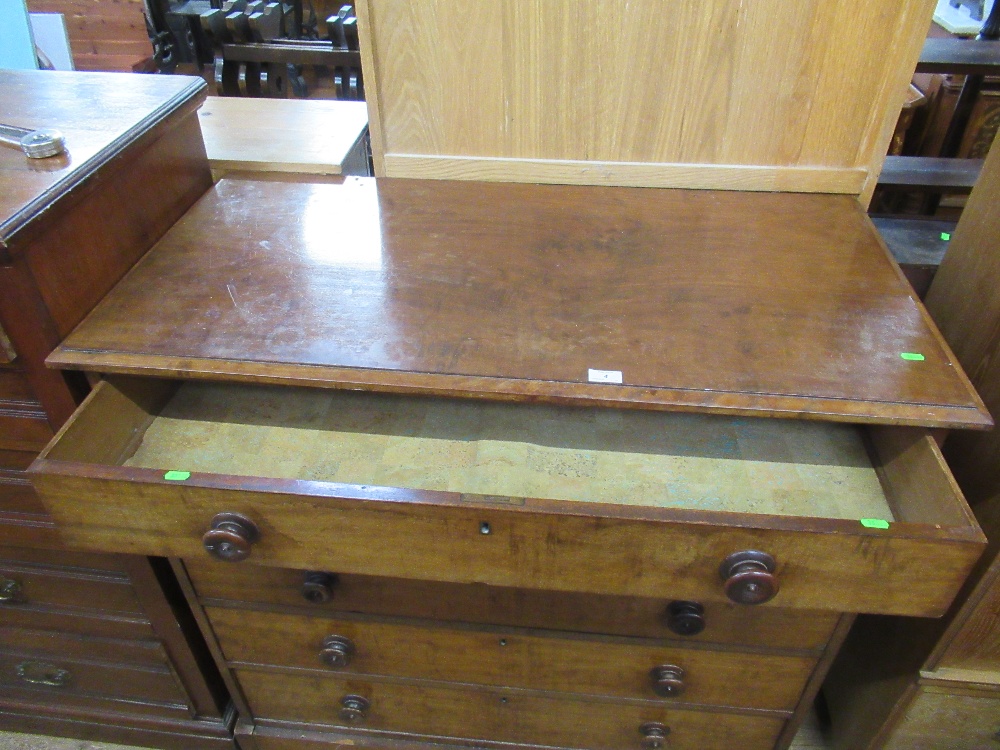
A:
<box><xmin>587</xmin><ymin>369</ymin><xmax>623</xmax><ymax>384</ymax></box>
<box><xmin>30</xmin><ymin>13</ymin><xmax>73</xmax><ymax>70</ymax></box>
<box><xmin>934</xmin><ymin>0</ymin><xmax>995</xmax><ymax>35</ymax></box>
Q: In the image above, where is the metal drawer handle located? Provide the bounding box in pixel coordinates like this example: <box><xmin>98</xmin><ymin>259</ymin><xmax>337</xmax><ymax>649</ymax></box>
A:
<box><xmin>16</xmin><ymin>661</ymin><xmax>71</xmax><ymax>687</ymax></box>
<box><xmin>202</xmin><ymin>512</ymin><xmax>260</xmax><ymax>562</ymax></box>
<box><xmin>719</xmin><ymin>550</ymin><xmax>778</xmax><ymax>605</ymax></box>
<box><xmin>0</xmin><ymin>575</ymin><xmax>23</xmax><ymax>603</ymax></box>
<box><xmin>650</xmin><ymin>664</ymin><xmax>685</xmax><ymax>697</ymax></box>
<box><xmin>339</xmin><ymin>694</ymin><xmax>369</xmax><ymax>723</ymax></box>
<box><xmin>639</xmin><ymin>722</ymin><xmax>670</xmax><ymax>749</ymax></box>
<box><xmin>320</xmin><ymin>635</ymin><xmax>355</xmax><ymax>668</ymax></box>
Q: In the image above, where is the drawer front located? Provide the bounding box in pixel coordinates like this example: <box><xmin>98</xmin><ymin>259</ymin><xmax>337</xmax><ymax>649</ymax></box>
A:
<box><xmin>30</xmin><ymin>379</ymin><xmax>986</xmax><ymax>616</ymax></box>
<box><xmin>0</xmin><ymin>453</ymin><xmax>49</xmax><ymax>516</ymax></box>
<box><xmin>237</xmin><ymin>668</ymin><xmax>786</xmax><ymax>750</ymax></box>
<box><xmin>208</xmin><ymin>606</ymin><xmax>813</xmax><ymax>711</ymax></box>
<box><xmin>187</xmin><ymin>561</ymin><xmax>840</xmax><ymax>651</ymax></box>
<box><xmin>0</xmin><ymin>561</ymin><xmax>147</xmax><ymax>616</ymax></box>
<box><xmin>883</xmin><ymin>686</ymin><xmax>1000</xmax><ymax>750</ymax></box>
<box><xmin>0</xmin><ymin>411</ymin><xmax>53</xmax><ymax>452</ymax></box>
<box><xmin>0</xmin><ymin>626</ymin><xmax>168</xmax><ymax>668</ymax></box>
<box><xmin>0</xmin><ymin>369</ymin><xmax>31</xmax><ymax>400</ymax></box>
<box><xmin>0</xmin><ymin>650</ymin><xmax>185</xmax><ymax>706</ymax></box>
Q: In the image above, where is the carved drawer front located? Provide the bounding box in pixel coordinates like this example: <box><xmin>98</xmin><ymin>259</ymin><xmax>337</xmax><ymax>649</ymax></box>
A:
<box><xmin>187</xmin><ymin>561</ymin><xmax>841</xmax><ymax>651</ymax></box>
<box><xmin>236</xmin><ymin>668</ymin><xmax>786</xmax><ymax>750</ymax></box>
<box><xmin>30</xmin><ymin>378</ymin><xmax>985</xmax><ymax>616</ymax></box>
<box><xmin>0</xmin><ymin>648</ymin><xmax>185</xmax><ymax>705</ymax></box>
<box><xmin>0</xmin><ymin>370</ymin><xmax>32</xmax><ymax>401</ymax></box>
<box><xmin>206</xmin><ymin>606</ymin><xmax>814</xmax><ymax>712</ymax></box>
<box><xmin>0</xmin><ymin>626</ymin><xmax>169</xmax><ymax>668</ymax></box>
<box><xmin>882</xmin><ymin>685</ymin><xmax>1000</xmax><ymax>750</ymax></box>
<box><xmin>0</xmin><ymin>450</ymin><xmax>48</xmax><ymax>516</ymax></box>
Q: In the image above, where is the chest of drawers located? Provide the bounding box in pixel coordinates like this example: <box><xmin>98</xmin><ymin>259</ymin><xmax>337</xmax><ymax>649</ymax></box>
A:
<box><xmin>27</xmin><ymin>175</ymin><xmax>991</xmax><ymax>750</ymax></box>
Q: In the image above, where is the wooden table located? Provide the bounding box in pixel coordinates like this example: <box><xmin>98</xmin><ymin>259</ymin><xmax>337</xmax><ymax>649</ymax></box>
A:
<box><xmin>197</xmin><ymin>97</ymin><xmax>369</xmax><ymax>178</ymax></box>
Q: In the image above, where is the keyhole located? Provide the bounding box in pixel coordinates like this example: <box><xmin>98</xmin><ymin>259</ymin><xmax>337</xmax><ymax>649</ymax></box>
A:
<box><xmin>480</xmin><ymin>521</ymin><xmax>491</xmax><ymax>535</ymax></box>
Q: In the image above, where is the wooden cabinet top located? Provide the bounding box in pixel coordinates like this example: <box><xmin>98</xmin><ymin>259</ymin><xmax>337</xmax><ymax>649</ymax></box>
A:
<box><xmin>50</xmin><ymin>177</ymin><xmax>989</xmax><ymax>429</ymax></box>
<box><xmin>0</xmin><ymin>70</ymin><xmax>206</xmax><ymax>261</ymax></box>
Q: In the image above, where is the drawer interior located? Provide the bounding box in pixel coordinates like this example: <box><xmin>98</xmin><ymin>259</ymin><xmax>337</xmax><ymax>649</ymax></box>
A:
<box><xmin>52</xmin><ymin>378</ymin><xmax>902</xmax><ymax>520</ymax></box>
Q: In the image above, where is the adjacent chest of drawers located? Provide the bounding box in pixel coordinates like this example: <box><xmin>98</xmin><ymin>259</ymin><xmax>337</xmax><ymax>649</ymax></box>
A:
<box><xmin>28</xmin><ymin>176</ymin><xmax>991</xmax><ymax>750</ymax></box>
<box><xmin>0</xmin><ymin>70</ymin><xmax>233</xmax><ymax>749</ymax></box>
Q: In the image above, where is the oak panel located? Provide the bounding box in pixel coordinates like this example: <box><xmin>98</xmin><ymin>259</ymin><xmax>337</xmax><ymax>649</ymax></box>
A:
<box><xmin>357</xmin><ymin>0</ymin><xmax>934</xmax><ymax>195</ymax></box>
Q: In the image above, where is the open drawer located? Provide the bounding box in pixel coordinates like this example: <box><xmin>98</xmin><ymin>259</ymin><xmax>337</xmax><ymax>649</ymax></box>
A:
<box><xmin>29</xmin><ymin>377</ymin><xmax>985</xmax><ymax>617</ymax></box>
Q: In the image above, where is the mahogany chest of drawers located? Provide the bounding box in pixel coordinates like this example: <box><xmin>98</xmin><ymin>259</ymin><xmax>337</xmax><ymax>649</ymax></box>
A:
<box><xmin>27</xmin><ymin>175</ymin><xmax>992</xmax><ymax>750</ymax></box>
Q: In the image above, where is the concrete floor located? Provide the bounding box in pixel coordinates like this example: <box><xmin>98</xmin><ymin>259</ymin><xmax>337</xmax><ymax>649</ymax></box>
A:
<box><xmin>0</xmin><ymin>732</ymin><xmax>153</xmax><ymax>750</ymax></box>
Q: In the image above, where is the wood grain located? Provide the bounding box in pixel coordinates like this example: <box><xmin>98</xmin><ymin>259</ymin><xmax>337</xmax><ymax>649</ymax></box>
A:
<box><xmin>185</xmin><ymin>561</ymin><xmax>841</xmax><ymax>652</ymax></box>
<box><xmin>236</xmin><ymin>667</ymin><xmax>786</xmax><ymax>750</ymax></box>
<box><xmin>205</xmin><ymin>606</ymin><xmax>815</xmax><ymax>711</ymax></box>
<box><xmin>198</xmin><ymin>97</ymin><xmax>368</xmax><ymax>176</ymax></box>
<box><xmin>48</xmin><ymin>177</ymin><xmax>990</xmax><ymax>428</ymax></box>
<box><xmin>357</xmin><ymin>0</ymin><xmax>935</xmax><ymax>195</ymax></box>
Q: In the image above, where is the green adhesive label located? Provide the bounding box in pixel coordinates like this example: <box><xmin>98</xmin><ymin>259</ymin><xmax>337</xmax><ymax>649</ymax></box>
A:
<box><xmin>860</xmin><ymin>518</ymin><xmax>891</xmax><ymax>530</ymax></box>
<box><xmin>941</xmin><ymin>232</ymin><xmax>952</xmax><ymax>241</ymax></box>
<box><xmin>900</xmin><ymin>352</ymin><xmax>925</xmax><ymax>361</ymax></box>
<box><xmin>163</xmin><ymin>471</ymin><xmax>191</xmax><ymax>481</ymax></box>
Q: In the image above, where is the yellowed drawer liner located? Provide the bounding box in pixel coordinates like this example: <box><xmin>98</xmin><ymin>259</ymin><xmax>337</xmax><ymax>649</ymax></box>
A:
<box><xmin>124</xmin><ymin>383</ymin><xmax>893</xmax><ymax>520</ymax></box>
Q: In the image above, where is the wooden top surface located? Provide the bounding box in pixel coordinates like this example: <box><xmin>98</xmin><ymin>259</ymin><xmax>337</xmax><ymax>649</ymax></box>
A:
<box><xmin>197</xmin><ymin>96</ymin><xmax>368</xmax><ymax>174</ymax></box>
<box><xmin>0</xmin><ymin>70</ymin><xmax>206</xmax><ymax>258</ymax></box>
<box><xmin>51</xmin><ymin>177</ymin><xmax>990</xmax><ymax>428</ymax></box>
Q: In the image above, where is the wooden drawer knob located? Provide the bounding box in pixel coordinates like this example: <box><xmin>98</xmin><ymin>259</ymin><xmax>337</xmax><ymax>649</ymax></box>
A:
<box><xmin>320</xmin><ymin>635</ymin><xmax>355</xmax><ymax>668</ymax></box>
<box><xmin>665</xmin><ymin>601</ymin><xmax>704</xmax><ymax>636</ymax></box>
<box><xmin>302</xmin><ymin>571</ymin><xmax>338</xmax><ymax>603</ymax></box>
<box><xmin>339</xmin><ymin>694</ymin><xmax>369</xmax><ymax>723</ymax></box>
<box><xmin>639</xmin><ymin>722</ymin><xmax>670</xmax><ymax>749</ymax></box>
<box><xmin>650</xmin><ymin>664</ymin><xmax>685</xmax><ymax>697</ymax></box>
<box><xmin>0</xmin><ymin>575</ymin><xmax>23</xmax><ymax>603</ymax></box>
<box><xmin>16</xmin><ymin>661</ymin><xmax>71</xmax><ymax>687</ymax></box>
<box><xmin>202</xmin><ymin>512</ymin><xmax>260</xmax><ymax>562</ymax></box>
<box><xmin>719</xmin><ymin>550</ymin><xmax>778</xmax><ymax>605</ymax></box>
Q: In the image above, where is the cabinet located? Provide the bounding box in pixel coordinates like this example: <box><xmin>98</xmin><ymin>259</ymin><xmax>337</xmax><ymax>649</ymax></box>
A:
<box><xmin>21</xmin><ymin>2</ymin><xmax>996</xmax><ymax>749</ymax></box>
<box><xmin>0</xmin><ymin>70</ymin><xmax>234</xmax><ymax>748</ymax></box>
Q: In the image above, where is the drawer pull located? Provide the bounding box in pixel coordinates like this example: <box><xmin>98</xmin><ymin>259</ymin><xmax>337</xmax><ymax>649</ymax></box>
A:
<box><xmin>665</xmin><ymin>601</ymin><xmax>704</xmax><ymax>636</ymax></box>
<box><xmin>719</xmin><ymin>550</ymin><xmax>778</xmax><ymax>605</ymax></box>
<box><xmin>202</xmin><ymin>512</ymin><xmax>260</xmax><ymax>562</ymax></box>
<box><xmin>302</xmin><ymin>571</ymin><xmax>338</xmax><ymax>603</ymax></box>
<box><xmin>650</xmin><ymin>664</ymin><xmax>685</xmax><ymax>697</ymax></box>
<box><xmin>0</xmin><ymin>575</ymin><xmax>23</xmax><ymax>603</ymax></box>
<box><xmin>320</xmin><ymin>635</ymin><xmax>356</xmax><ymax>668</ymax></box>
<box><xmin>639</xmin><ymin>722</ymin><xmax>670</xmax><ymax>749</ymax></box>
<box><xmin>339</xmin><ymin>694</ymin><xmax>369</xmax><ymax>723</ymax></box>
<box><xmin>16</xmin><ymin>661</ymin><xmax>71</xmax><ymax>687</ymax></box>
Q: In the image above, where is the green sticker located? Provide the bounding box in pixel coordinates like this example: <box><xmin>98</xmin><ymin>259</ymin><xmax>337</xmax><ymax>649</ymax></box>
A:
<box><xmin>163</xmin><ymin>470</ymin><xmax>191</xmax><ymax>481</ymax></box>
<box><xmin>900</xmin><ymin>352</ymin><xmax>925</xmax><ymax>361</ymax></box>
<box><xmin>940</xmin><ymin>232</ymin><xmax>952</xmax><ymax>241</ymax></box>
<box><xmin>860</xmin><ymin>518</ymin><xmax>891</xmax><ymax>529</ymax></box>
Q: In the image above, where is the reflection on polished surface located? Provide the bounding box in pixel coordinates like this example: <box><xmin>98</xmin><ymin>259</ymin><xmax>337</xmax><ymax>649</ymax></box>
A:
<box><xmin>53</xmin><ymin>177</ymin><xmax>990</xmax><ymax>427</ymax></box>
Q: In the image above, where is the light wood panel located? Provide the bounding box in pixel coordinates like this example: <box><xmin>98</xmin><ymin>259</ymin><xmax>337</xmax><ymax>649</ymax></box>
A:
<box><xmin>356</xmin><ymin>0</ymin><xmax>935</xmax><ymax>195</ymax></box>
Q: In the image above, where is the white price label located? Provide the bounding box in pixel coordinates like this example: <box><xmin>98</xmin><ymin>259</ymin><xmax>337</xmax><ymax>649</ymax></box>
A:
<box><xmin>588</xmin><ymin>369</ymin><xmax>623</xmax><ymax>384</ymax></box>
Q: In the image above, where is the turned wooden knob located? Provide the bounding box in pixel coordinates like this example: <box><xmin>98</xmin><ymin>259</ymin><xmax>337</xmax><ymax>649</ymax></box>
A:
<box><xmin>320</xmin><ymin>635</ymin><xmax>355</xmax><ymax>668</ymax></box>
<box><xmin>339</xmin><ymin>694</ymin><xmax>369</xmax><ymax>723</ymax></box>
<box><xmin>650</xmin><ymin>664</ymin><xmax>685</xmax><ymax>697</ymax></box>
<box><xmin>639</xmin><ymin>722</ymin><xmax>670</xmax><ymax>749</ymax></box>
<box><xmin>665</xmin><ymin>601</ymin><xmax>704</xmax><ymax>636</ymax></box>
<box><xmin>202</xmin><ymin>512</ymin><xmax>260</xmax><ymax>562</ymax></box>
<box><xmin>719</xmin><ymin>550</ymin><xmax>778</xmax><ymax>605</ymax></box>
<box><xmin>0</xmin><ymin>575</ymin><xmax>23</xmax><ymax>603</ymax></box>
<box><xmin>302</xmin><ymin>571</ymin><xmax>338</xmax><ymax>603</ymax></box>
